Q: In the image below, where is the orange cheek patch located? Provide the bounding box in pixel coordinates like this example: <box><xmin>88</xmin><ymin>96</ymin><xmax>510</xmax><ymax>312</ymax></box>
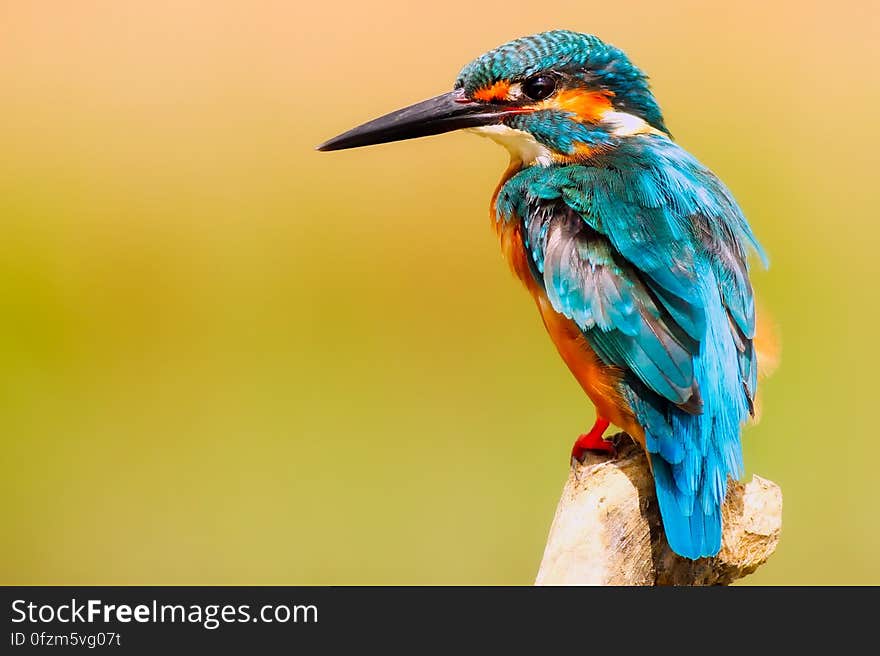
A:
<box><xmin>541</xmin><ymin>89</ymin><xmax>615</xmax><ymax>122</ymax></box>
<box><xmin>474</xmin><ymin>80</ymin><xmax>512</xmax><ymax>102</ymax></box>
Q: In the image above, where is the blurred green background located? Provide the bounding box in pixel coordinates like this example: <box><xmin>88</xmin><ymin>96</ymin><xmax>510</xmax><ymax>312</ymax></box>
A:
<box><xmin>2</xmin><ymin>1</ymin><xmax>877</xmax><ymax>585</ymax></box>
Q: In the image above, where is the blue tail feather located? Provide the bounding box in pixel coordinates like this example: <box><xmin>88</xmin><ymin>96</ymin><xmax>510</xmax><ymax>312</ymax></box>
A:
<box><xmin>653</xmin><ymin>459</ymin><xmax>721</xmax><ymax>558</ymax></box>
<box><xmin>629</xmin><ymin>266</ymin><xmax>750</xmax><ymax>560</ymax></box>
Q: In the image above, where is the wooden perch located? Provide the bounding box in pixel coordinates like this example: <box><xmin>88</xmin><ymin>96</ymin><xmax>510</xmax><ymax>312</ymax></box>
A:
<box><xmin>535</xmin><ymin>436</ymin><xmax>782</xmax><ymax>586</ymax></box>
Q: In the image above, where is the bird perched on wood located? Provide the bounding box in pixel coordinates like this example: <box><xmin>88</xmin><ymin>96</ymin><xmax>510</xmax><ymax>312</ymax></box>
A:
<box><xmin>318</xmin><ymin>30</ymin><xmax>772</xmax><ymax>560</ymax></box>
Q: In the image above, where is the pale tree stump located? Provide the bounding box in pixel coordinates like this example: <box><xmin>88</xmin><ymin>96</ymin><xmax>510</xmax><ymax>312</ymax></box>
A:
<box><xmin>535</xmin><ymin>436</ymin><xmax>782</xmax><ymax>586</ymax></box>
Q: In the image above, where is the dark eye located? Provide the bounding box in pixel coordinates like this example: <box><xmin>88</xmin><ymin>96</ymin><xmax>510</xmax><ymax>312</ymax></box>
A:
<box><xmin>522</xmin><ymin>75</ymin><xmax>557</xmax><ymax>101</ymax></box>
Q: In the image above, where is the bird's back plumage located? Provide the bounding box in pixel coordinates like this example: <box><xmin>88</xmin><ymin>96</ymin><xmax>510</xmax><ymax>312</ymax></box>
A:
<box><xmin>496</xmin><ymin>136</ymin><xmax>764</xmax><ymax>559</ymax></box>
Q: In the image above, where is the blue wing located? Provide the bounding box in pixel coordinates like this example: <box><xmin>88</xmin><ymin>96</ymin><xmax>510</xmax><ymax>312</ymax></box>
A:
<box><xmin>524</xmin><ymin>201</ymin><xmax>702</xmax><ymax>411</ymax></box>
<box><xmin>497</xmin><ymin>136</ymin><xmax>764</xmax><ymax>559</ymax></box>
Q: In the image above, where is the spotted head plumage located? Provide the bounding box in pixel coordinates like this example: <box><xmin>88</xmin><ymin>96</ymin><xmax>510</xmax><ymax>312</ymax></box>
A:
<box><xmin>456</xmin><ymin>30</ymin><xmax>667</xmax><ymax>135</ymax></box>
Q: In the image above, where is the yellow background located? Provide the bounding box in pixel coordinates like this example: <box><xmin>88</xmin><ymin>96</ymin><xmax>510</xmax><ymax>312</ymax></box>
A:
<box><xmin>2</xmin><ymin>1</ymin><xmax>878</xmax><ymax>584</ymax></box>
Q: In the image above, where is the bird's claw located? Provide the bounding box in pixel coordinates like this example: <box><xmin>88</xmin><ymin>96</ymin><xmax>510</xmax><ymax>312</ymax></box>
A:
<box><xmin>570</xmin><ymin>416</ymin><xmax>614</xmax><ymax>463</ymax></box>
<box><xmin>571</xmin><ymin>435</ymin><xmax>617</xmax><ymax>463</ymax></box>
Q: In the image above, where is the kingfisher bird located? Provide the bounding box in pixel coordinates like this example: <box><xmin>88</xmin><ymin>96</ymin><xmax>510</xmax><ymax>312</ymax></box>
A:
<box><xmin>318</xmin><ymin>30</ymin><xmax>771</xmax><ymax>560</ymax></box>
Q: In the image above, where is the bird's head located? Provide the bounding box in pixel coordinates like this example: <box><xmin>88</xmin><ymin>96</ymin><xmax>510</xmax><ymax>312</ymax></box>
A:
<box><xmin>318</xmin><ymin>30</ymin><xmax>668</xmax><ymax>164</ymax></box>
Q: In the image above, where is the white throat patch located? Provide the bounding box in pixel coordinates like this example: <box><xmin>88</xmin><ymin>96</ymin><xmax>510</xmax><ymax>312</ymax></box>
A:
<box><xmin>467</xmin><ymin>124</ymin><xmax>554</xmax><ymax>167</ymax></box>
<box><xmin>602</xmin><ymin>111</ymin><xmax>664</xmax><ymax>137</ymax></box>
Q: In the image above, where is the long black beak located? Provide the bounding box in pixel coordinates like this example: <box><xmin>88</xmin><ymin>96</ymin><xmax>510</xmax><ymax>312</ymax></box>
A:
<box><xmin>316</xmin><ymin>89</ymin><xmax>517</xmax><ymax>152</ymax></box>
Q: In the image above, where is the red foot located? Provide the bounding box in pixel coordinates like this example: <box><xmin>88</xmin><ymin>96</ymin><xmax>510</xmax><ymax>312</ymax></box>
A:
<box><xmin>571</xmin><ymin>417</ymin><xmax>613</xmax><ymax>461</ymax></box>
